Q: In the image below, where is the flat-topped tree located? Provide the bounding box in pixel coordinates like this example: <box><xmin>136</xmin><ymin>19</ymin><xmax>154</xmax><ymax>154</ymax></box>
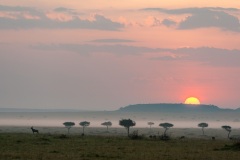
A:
<box><xmin>119</xmin><ymin>119</ymin><xmax>136</xmax><ymax>137</ymax></box>
<box><xmin>159</xmin><ymin>122</ymin><xmax>174</xmax><ymax>136</ymax></box>
<box><xmin>101</xmin><ymin>121</ymin><xmax>112</xmax><ymax>132</ymax></box>
<box><xmin>79</xmin><ymin>121</ymin><xmax>90</xmax><ymax>135</ymax></box>
<box><xmin>63</xmin><ymin>122</ymin><xmax>75</xmax><ymax>134</ymax></box>
<box><xmin>198</xmin><ymin>122</ymin><xmax>208</xmax><ymax>135</ymax></box>
<box><xmin>222</xmin><ymin>125</ymin><xmax>232</xmax><ymax>139</ymax></box>
<box><xmin>148</xmin><ymin>122</ymin><xmax>154</xmax><ymax>129</ymax></box>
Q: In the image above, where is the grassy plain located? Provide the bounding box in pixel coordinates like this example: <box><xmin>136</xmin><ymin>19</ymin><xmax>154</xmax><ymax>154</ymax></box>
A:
<box><xmin>0</xmin><ymin>133</ymin><xmax>239</xmax><ymax>160</ymax></box>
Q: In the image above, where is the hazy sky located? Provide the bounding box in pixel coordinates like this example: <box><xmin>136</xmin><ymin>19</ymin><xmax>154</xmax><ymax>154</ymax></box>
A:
<box><xmin>1</xmin><ymin>0</ymin><xmax>240</xmax><ymax>110</ymax></box>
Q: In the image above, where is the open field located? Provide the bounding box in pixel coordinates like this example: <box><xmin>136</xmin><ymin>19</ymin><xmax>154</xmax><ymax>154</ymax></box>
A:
<box><xmin>1</xmin><ymin>126</ymin><xmax>240</xmax><ymax>139</ymax></box>
<box><xmin>0</xmin><ymin>133</ymin><xmax>239</xmax><ymax>160</ymax></box>
<box><xmin>0</xmin><ymin>125</ymin><xmax>240</xmax><ymax>139</ymax></box>
<box><xmin>0</xmin><ymin>111</ymin><xmax>239</xmax><ymax>159</ymax></box>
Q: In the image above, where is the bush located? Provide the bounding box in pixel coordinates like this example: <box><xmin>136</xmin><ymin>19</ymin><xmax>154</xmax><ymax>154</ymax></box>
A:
<box><xmin>220</xmin><ymin>142</ymin><xmax>240</xmax><ymax>151</ymax></box>
<box><xmin>159</xmin><ymin>135</ymin><xmax>170</xmax><ymax>141</ymax></box>
<box><xmin>129</xmin><ymin>130</ymin><xmax>143</xmax><ymax>140</ymax></box>
<box><xmin>58</xmin><ymin>134</ymin><xmax>68</xmax><ymax>139</ymax></box>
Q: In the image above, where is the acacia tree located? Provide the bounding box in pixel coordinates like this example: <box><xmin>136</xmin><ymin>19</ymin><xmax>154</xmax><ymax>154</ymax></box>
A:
<box><xmin>198</xmin><ymin>122</ymin><xmax>208</xmax><ymax>135</ymax></box>
<box><xmin>148</xmin><ymin>122</ymin><xmax>154</xmax><ymax>129</ymax></box>
<box><xmin>119</xmin><ymin>119</ymin><xmax>136</xmax><ymax>137</ymax></box>
<box><xmin>79</xmin><ymin>121</ymin><xmax>90</xmax><ymax>135</ymax></box>
<box><xmin>63</xmin><ymin>122</ymin><xmax>75</xmax><ymax>134</ymax></box>
<box><xmin>101</xmin><ymin>121</ymin><xmax>112</xmax><ymax>132</ymax></box>
<box><xmin>222</xmin><ymin>125</ymin><xmax>232</xmax><ymax>139</ymax></box>
<box><xmin>159</xmin><ymin>122</ymin><xmax>174</xmax><ymax>136</ymax></box>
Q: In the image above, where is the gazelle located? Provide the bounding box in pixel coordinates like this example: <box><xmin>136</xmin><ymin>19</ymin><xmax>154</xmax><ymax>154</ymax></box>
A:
<box><xmin>31</xmin><ymin>126</ymin><xmax>39</xmax><ymax>134</ymax></box>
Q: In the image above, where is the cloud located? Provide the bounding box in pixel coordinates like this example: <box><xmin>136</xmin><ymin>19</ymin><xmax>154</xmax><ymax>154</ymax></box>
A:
<box><xmin>143</xmin><ymin>7</ymin><xmax>239</xmax><ymax>14</ymax></box>
<box><xmin>178</xmin><ymin>10</ymin><xmax>240</xmax><ymax>31</ymax></box>
<box><xmin>54</xmin><ymin>7</ymin><xmax>73</xmax><ymax>12</ymax></box>
<box><xmin>89</xmin><ymin>39</ymin><xmax>135</xmax><ymax>43</ymax></box>
<box><xmin>145</xmin><ymin>16</ymin><xmax>176</xmax><ymax>27</ymax></box>
<box><xmin>32</xmin><ymin>43</ymin><xmax>161</xmax><ymax>55</ymax></box>
<box><xmin>145</xmin><ymin>16</ymin><xmax>161</xmax><ymax>26</ymax></box>
<box><xmin>152</xmin><ymin>47</ymin><xmax>240</xmax><ymax>67</ymax></box>
<box><xmin>0</xmin><ymin>5</ymin><xmax>45</xmax><ymax>18</ymax></box>
<box><xmin>53</xmin><ymin>7</ymin><xmax>82</xmax><ymax>15</ymax></box>
<box><xmin>162</xmin><ymin>19</ymin><xmax>176</xmax><ymax>27</ymax></box>
<box><xmin>142</xmin><ymin>7</ymin><xmax>240</xmax><ymax>32</ymax></box>
<box><xmin>0</xmin><ymin>5</ymin><xmax>36</xmax><ymax>12</ymax></box>
<box><xmin>0</xmin><ymin>5</ymin><xmax>124</xmax><ymax>30</ymax></box>
<box><xmin>0</xmin><ymin>14</ymin><xmax>123</xmax><ymax>30</ymax></box>
<box><xmin>32</xmin><ymin>43</ymin><xmax>240</xmax><ymax>67</ymax></box>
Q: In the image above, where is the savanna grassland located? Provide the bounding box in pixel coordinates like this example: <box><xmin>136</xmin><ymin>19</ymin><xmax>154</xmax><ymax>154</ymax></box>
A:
<box><xmin>0</xmin><ymin>133</ymin><xmax>239</xmax><ymax>160</ymax></box>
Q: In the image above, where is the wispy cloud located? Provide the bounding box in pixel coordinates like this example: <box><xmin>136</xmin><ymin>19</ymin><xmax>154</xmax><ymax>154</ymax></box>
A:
<box><xmin>0</xmin><ymin>5</ymin><xmax>37</xmax><ymax>12</ymax></box>
<box><xmin>0</xmin><ymin>4</ymin><xmax>45</xmax><ymax>17</ymax></box>
<box><xmin>152</xmin><ymin>47</ymin><xmax>240</xmax><ymax>67</ymax></box>
<box><xmin>0</xmin><ymin>14</ymin><xmax>123</xmax><ymax>30</ymax></box>
<box><xmin>161</xmin><ymin>19</ymin><xmax>177</xmax><ymax>27</ymax></box>
<box><xmin>0</xmin><ymin>5</ymin><xmax>124</xmax><ymax>30</ymax></box>
<box><xmin>89</xmin><ymin>39</ymin><xmax>135</xmax><ymax>43</ymax></box>
<box><xmin>54</xmin><ymin>7</ymin><xmax>73</xmax><ymax>12</ymax></box>
<box><xmin>142</xmin><ymin>7</ymin><xmax>240</xmax><ymax>32</ymax></box>
<box><xmin>32</xmin><ymin>43</ymin><xmax>160</xmax><ymax>55</ymax></box>
<box><xmin>32</xmin><ymin>43</ymin><xmax>240</xmax><ymax>67</ymax></box>
<box><xmin>53</xmin><ymin>7</ymin><xmax>82</xmax><ymax>15</ymax></box>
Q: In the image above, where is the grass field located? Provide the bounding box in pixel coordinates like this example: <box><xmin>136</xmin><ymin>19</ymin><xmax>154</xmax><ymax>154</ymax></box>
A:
<box><xmin>0</xmin><ymin>133</ymin><xmax>239</xmax><ymax>160</ymax></box>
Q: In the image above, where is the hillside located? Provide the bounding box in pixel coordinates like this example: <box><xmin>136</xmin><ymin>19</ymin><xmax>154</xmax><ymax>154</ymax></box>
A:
<box><xmin>117</xmin><ymin>103</ymin><xmax>236</xmax><ymax>112</ymax></box>
<box><xmin>235</xmin><ymin>107</ymin><xmax>240</xmax><ymax>111</ymax></box>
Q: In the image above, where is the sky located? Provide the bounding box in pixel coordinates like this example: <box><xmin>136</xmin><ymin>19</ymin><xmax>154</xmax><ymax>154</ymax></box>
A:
<box><xmin>0</xmin><ymin>0</ymin><xmax>240</xmax><ymax>110</ymax></box>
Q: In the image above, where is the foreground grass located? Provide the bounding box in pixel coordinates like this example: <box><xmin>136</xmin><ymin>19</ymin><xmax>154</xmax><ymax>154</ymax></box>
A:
<box><xmin>0</xmin><ymin>133</ymin><xmax>239</xmax><ymax>160</ymax></box>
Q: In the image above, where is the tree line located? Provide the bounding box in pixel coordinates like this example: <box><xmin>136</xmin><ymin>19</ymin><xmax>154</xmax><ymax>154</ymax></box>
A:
<box><xmin>62</xmin><ymin>119</ymin><xmax>233</xmax><ymax>139</ymax></box>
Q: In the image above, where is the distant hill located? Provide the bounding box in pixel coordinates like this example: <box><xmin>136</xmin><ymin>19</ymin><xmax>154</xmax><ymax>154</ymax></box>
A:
<box><xmin>117</xmin><ymin>103</ymin><xmax>237</xmax><ymax>112</ymax></box>
<box><xmin>235</xmin><ymin>108</ymin><xmax>240</xmax><ymax>111</ymax></box>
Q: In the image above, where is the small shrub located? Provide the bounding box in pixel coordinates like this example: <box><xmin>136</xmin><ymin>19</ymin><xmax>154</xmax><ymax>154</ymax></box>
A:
<box><xmin>16</xmin><ymin>140</ymin><xmax>23</xmax><ymax>144</ymax></box>
<box><xmin>160</xmin><ymin>135</ymin><xmax>170</xmax><ymax>141</ymax></box>
<box><xmin>232</xmin><ymin>142</ymin><xmax>240</xmax><ymax>151</ymax></box>
<box><xmin>49</xmin><ymin>150</ymin><xmax>59</xmax><ymax>153</ymax></box>
<box><xmin>130</xmin><ymin>130</ymin><xmax>143</xmax><ymax>140</ymax></box>
<box><xmin>149</xmin><ymin>135</ymin><xmax>157</xmax><ymax>139</ymax></box>
<box><xmin>39</xmin><ymin>137</ymin><xmax>51</xmax><ymax>142</ymax></box>
<box><xmin>220</xmin><ymin>142</ymin><xmax>240</xmax><ymax>151</ymax></box>
<box><xmin>57</xmin><ymin>134</ymin><xmax>68</xmax><ymax>139</ymax></box>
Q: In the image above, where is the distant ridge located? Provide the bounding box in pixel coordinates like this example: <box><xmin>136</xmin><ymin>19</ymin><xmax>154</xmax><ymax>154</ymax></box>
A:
<box><xmin>117</xmin><ymin>103</ymin><xmax>237</xmax><ymax>112</ymax></box>
<box><xmin>235</xmin><ymin>107</ymin><xmax>240</xmax><ymax>111</ymax></box>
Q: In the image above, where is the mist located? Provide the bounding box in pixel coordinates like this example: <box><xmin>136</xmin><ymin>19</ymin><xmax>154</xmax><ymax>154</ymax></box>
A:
<box><xmin>1</xmin><ymin>111</ymin><xmax>239</xmax><ymax>129</ymax></box>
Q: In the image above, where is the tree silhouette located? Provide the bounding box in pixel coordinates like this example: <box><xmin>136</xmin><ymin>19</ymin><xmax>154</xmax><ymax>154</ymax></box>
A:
<box><xmin>63</xmin><ymin>122</ymin><xmax>75</xmax><ymax>134</ymax></box>
<box><xmin>148</xmin><ymin>122</ymin><xmax>154</xmax><ymax>129</ymax></box>
<box><xmin>159</xmin><ymin>122</ymin><xmax>174</xmax><ymax>136</ymax></box>
<box><xmin>101</xmin><ymin>121</ymin><xmax>112</xmax><ymax>132</ymax></box>
<box><xmin>222</xmin><ymin>125</ymin><xmax>232</xmax><ymax>139</ymax></box>
<box><xmin>79</xmin><ymin>121</ymin><xmax>90</xmax><ymax>135</ymax></box>
<box><xmin>198</xmin><ymin>122</ymin><xmax>208</xmax><ymax>135</ymax></box>
<box><xmin>119</xmin><ymin>119</ymin><xmax>136</xmax><ymax>136</ymax></box>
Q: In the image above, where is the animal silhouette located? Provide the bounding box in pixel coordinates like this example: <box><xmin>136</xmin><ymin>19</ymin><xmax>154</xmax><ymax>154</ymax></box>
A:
<box><xmin>31</xmin><ymin>126</ymin><xmax>39</xmax><ymax>134</ymax></box>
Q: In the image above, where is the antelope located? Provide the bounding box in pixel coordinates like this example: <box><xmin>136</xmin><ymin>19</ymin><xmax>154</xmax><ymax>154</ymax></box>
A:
<box><xmin>31</xmin><ymin>126</ymin><xmax>39</xmax><ymax>134</ymax></box>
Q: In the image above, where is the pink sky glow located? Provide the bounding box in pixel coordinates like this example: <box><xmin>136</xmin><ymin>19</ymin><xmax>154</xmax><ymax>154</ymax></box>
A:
<box><xmin>0</xmin><ymin>0</ymin><xmax>240</xmax><ymax>110</ymax></box>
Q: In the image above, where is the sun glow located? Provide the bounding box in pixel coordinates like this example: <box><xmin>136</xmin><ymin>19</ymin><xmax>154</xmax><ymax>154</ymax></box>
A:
<box><xmin>184</xmin><ymin>97</ymin><xmax>200</xmax><ymax>105</ymax></box>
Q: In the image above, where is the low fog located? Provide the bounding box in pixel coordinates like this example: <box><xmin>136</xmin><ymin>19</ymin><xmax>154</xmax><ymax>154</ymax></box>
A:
<box><xmin>0</xmin><ymin>111</ymin><xmax>239</xmax><ymax>129</ymax></box>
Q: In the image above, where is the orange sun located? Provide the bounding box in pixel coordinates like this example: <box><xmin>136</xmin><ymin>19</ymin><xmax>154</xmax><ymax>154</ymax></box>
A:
<box><xmin>184</xmin><ymin>97</ymin><xmax>200</xmax><ymax>105</ymax></box>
